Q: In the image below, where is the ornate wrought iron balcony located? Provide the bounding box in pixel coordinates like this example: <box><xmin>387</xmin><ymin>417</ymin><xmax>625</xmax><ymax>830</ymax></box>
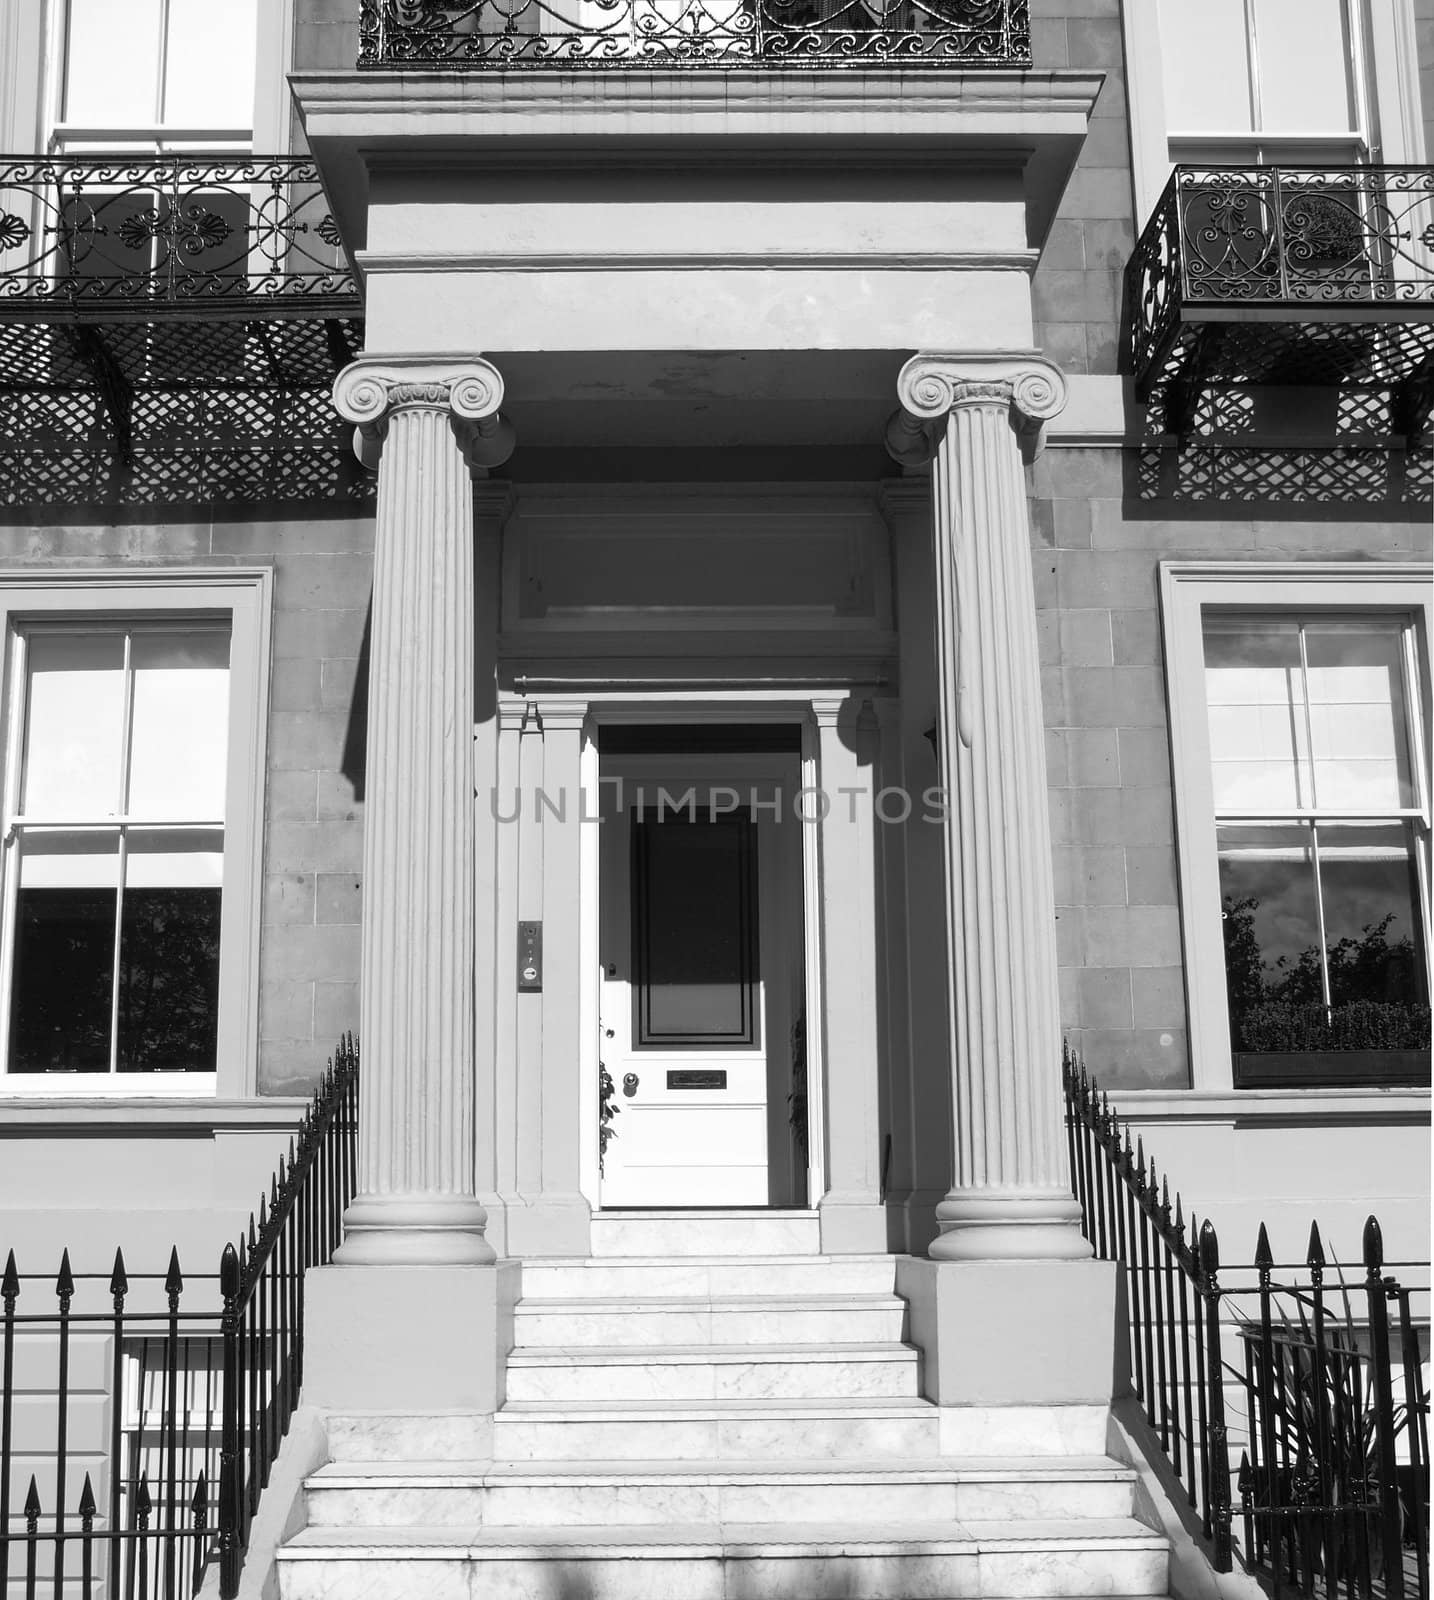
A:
<box><xmin>0</xmin><ymin>156</ymin><xmax>357</xmax><ymax>316</ymax></box>
<box><xmin>1126</xmin><ymin>165</ymin><xmax>1434</xmax><ymax>440</ymax></box>
<box><xmin>0</xmin><ymin>156</ymin><xmax>364</xmax><ymax>505</ymax></box>
<box><xmin>357</xmin><ymin>0</ymin><xmax>1030</xmax><ymax>68</ymax></box>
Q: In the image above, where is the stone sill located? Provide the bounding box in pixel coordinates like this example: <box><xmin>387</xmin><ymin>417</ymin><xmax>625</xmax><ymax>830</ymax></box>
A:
<box><xmin>1110</xmin><ymin>1086</ymin><xmax>1431</xmax><ymax>1127</ymax></box>
<box><xmin>0</xmin><ymin>1097</ymin><xmax>311</xmax><ymax>1133</ymax></box>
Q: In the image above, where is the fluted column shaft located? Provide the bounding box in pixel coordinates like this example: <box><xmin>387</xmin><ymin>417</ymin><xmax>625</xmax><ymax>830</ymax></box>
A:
<box><xmin>891</xmin><ymin>354</ymin><xmax>1088</xmax><ymax>1262</ymax></box>
<box><xmin>330</xmin><ymin>357</ymin><xmax>514</xmax><ymax>1266</ymax></box>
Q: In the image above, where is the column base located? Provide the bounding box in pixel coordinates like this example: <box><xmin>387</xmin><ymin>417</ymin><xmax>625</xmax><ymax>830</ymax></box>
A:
<box><xmin>333</xmin><ymin>1194</ymin><xmax>497</xmax><ymax>1266</ymax></box>
<box><xmin>895</xmin><ymin>1255</ymin><xmax>1124</xmax><ymax>1406</ymax></box>
<box><xmin>304</xmin><ymin>1260</ymin><xmax>520</xmax><ymax>1414</ymax></box>
<box><xmin>901</xmin><ymin>1186</ymin><xmax>951</xmax><ymax>1257</ymax></box>
<box><xmin>928</xmin><ymin>1187</ymin><xmax>1092</xmax><ymax>1261</ymax></box>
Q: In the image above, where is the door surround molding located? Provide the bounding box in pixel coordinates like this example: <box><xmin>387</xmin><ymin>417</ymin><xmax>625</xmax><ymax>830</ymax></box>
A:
<box><xmin>511</xmin><ymin>688</ymin><xmax>887</xmax><ymax>1220</ymax></box>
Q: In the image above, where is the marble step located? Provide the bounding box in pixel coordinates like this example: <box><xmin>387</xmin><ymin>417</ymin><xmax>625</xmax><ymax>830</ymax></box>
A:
<box><xmin>324</xmin><ymin>1402</ymin><xmax>1114</xmax><ymax>1465</ymax></box>
<box><xmin>518</xmin><ymin>1253</ymin><xmax>898</xmax><ymax>1301</ymax></box>
<box><xmin>511</xmin><ymin>1293</ymin><xmax>907</xmax><ymax>1348</ymax></box>
<box><xmin>303</xmin><ymin>1455</ymin><xmax>1139</xmax><ymax>1530</ymax></box>
<box><xmin>491</xmin><ymin>1398</ymin><xmax>943</xmax><ymax>1461</ymax></box>
<box><xmin>277</xmin><ymin>1518</ymin><xmax>1170</xmax><ymax>1600</ymax></box>
<box><xmin>505</xmin><ymin>1342</ymin><xmax>922</xmax><ymax>1402</ymax></box>
<box><xmin>590</xmin><ymin>1209</ymin><xmax>822</xmax><ymax>1257</ymax></box>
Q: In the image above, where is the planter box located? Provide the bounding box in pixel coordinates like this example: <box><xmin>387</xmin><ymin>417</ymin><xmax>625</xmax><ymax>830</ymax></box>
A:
<box><xmin>1232</xmin><ymin>1049</ymin><xmax>1431</xmax><ymax>1089</ymax></box>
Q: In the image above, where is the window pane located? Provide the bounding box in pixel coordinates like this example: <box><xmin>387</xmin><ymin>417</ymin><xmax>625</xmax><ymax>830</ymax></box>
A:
<box><xmin>163</xmin><ymin>0</ymin><xmax>257</xmax><ymax>130</ymax></box>
<box><xmin>127</xmin><ymin>630</ymin><xmax>230</xmax><ymax>820</ymax></box>
<box><xmin>1253</xmin><ymin>0</ymin><xmax>1356</xmax><ymax>134</ymax></box>
<box><xmin>125</xmin><ymin>829</ymin><xmax>224</xmax><ymax>889</ymax></box>
<box><xmin>10</xmin><ymin>836</ymin><xmax>117</xmax><ymax>1071</ymax></box>
<box><xmin>10</xmin><ymin>833</ymin><xmax>120</xmax><ymax>1073</ymax></box>
<box><xmin>63</xmin><ymin>0</ymin><xmax>162</xmax><ymax>129</ymax></box>
<box><xmin>1219</xmin><ymin>825</ymin><xmax>1324</xmax><ymax>1045</ymax></box>
<box><xmin>21</xmin><ymin>632</ymin><xmax>125</xmax><ymax>818</ymax></box>
<box><xmin>117</xmin><ymin>883</ymin><xmax>220</xmax><ymax>1073</ymax></box>
<box><xmin>1157</xmin><ymin>0</ymin><xmax>1254</xmax><ymax>133</ymax></box>
<box><xmin>1204</xmin><ymin>619</ymin><xmax>1310</xmax><ymax>810</ymax></box>
<box><xmin>1304</xmin><ymin>621</ymin><xmax>1413</xmax><ymax>808</ymax></box>
<box><xmin>1318</xmin><ymin>823</ymin><xmax>1428</xmax><ymax>1014</ymax></box>
<box><xmin>634</xmin><ymin>816</ymin><xmax>759</xmax><ymax>1045</ymax></box>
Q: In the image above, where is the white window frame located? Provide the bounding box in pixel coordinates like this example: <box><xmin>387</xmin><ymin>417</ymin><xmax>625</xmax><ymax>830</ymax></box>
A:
<box><xmin>1122</xmin><ymin>0</ymin><xmax>1428</xmax><ymax>222</ymax></box>
<box><xmin>0</xmin><ymin>570</ymin><xmax>271</xmax><ymax>1098</ymax></box>
<box><xmin>0</xmin><ymin>0</ymin><xmax>294</xmax><ymax>155</ymax></box>
<box><xmin>1162</xmin><ymin>560</ymin><xmax>1432</xmax><ymax>1093</ymax></box>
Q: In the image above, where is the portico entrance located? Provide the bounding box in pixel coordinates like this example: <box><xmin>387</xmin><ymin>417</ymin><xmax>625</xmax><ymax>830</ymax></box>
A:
<box><xmin>596</xmin><ymin>733</ymin><xmax>809</xmax><ymax>1208</ymax></box>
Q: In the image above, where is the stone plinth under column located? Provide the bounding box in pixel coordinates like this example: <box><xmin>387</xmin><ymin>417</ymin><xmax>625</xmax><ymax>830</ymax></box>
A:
<box><xmin>304</xmin><ymin>1261</ymin><xmax>521</xmax><ymax>1418</ymax></box>
<box><xmin>895</xmin><ymin>1255</ymin><xmax>1126</xmax><ymax>1408</ymax></box>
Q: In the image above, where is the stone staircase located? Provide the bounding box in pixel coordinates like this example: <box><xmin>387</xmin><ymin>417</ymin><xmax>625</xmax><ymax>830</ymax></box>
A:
<box><xmin>278</xmin><ymin>1212</ymin><xmax>1170</xmax><ymax>1599</ymax></box>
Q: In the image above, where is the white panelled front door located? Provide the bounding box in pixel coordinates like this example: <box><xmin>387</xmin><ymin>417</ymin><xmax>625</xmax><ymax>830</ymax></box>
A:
<box><xmin>598</xmin><ymin>755</ymin><xmax>805</xmax><ymax>1208</ymax></box>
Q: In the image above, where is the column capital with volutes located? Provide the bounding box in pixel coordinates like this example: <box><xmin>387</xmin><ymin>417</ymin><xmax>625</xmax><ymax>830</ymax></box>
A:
<box><xmin>886</xmin><ymin>353</ymin><xmax>1068</xmax><ymax>466</ymax></box>
<box><xmin>333</xmin><ymin>354</ymin><xmax>516</xmax><ymax>472</ymax></box>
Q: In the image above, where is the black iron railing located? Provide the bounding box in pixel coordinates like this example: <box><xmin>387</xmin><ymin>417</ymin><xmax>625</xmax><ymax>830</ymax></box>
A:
<box><xmin>1064</xmin><ymin>1050</ymin><xmax>1236</xmax><ymax>1570</ymax></box>
<box><xmin>1236</xmin><ymin>1218</ymin><xmax>1429</xmax><ymax>1600</ymax></box>
<box><xmin>1126</xmin><ymin>165</ymin><xmax>1434</xmax><ymax>399</ymax></box>
<box><xmin>0</xmin><ymin>1036</ymin><xmax>358</xmax><ymax>1600</ymax></box>
<box><xmin>0</xmin><ymin>157</ymin><xmax>358</xmax><ymax>315</ymax></box>
<box><xmin>357</xmin><ymin>0</ymin><xmax>1030</xmax><ymax>68</ymax></box>
<box><xmin>1065</xmin><ymin>1052</ymin><xmax>1431</xmax><ymax>1600</ymax></box>
<box><xmin>217</xmin><ymin>1037</ymin><xmax>357</xmax><ymax>1598</ymax></box>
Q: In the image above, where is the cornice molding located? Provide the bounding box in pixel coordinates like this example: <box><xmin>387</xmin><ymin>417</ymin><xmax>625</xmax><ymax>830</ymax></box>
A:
<box><xmin>357</xmin><ymin>249</ymin><xmax>1040</xmax><ymax>275</ymax></box>
<box><xmin>333</xmin><ymin>354</ymin><xmax>516</xmax><ymax>472</ymax></box>
<box><xmin>293</xmin><ymin>67</ymin><xmax>1106</xmax><ymax>127</ymax></box>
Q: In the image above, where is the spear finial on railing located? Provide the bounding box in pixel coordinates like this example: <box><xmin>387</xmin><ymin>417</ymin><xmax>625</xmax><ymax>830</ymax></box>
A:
<box><xmin>1306</xmin><ymin>1220</ymin><xmax>1325</xmax><ymax>1270</ymax></box>
<box><xmin>109</xmin><ymin>1247</ymin><xmax>128</xmax><ymax>1305</ymax></box>
<box><xmin>1199</xmin><ymin>1218</ymin><xmax>1221</xmax><ymax>1283</ymax></box>
<box><xmin>78</xmin><ymin>1473</ymin><xmax>96</xmax><ymax>1524</ymax></box>
<box><xmin>1</xmin><ymin>1248</ymin><xmax>17</xmax><ymax>1309</ymax></box>
<box><xmin>165</xmin><ymin>1246</ymin><xmax>184</xmax><ymax>1308</ymax></box>
<box><xmin>1254</xmin><ymin>1222</ymin><xmax>1273</xmax><ymax>1274</ymax></box>
<box><xmin>1363</xmin><ymin>1213</ymin><xmax>1384</xmax><ymax>1274</ymax></box>
<box><xmin>56</xmin><ymin>1248</ymin><xmax>74</xmax><ymax>1309</ymax></box>
<box><xmin>24</xmin><ymin>1474</ymin><xmax>40</xmax><ymax>1527</ymax></box>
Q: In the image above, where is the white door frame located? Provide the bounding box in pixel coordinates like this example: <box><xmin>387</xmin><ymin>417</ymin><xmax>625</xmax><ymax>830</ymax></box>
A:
<box><xmin>571</xmin><ymin>694</ymin><xmax>829</xmax><ymax>1214</ymax></box>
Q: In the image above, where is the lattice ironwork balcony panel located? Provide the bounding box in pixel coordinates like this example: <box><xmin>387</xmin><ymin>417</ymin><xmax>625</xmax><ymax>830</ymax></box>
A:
<box><xmin>357</xmin><ymin>0</ymin><xmax>1029</xmax><ymax>67</ymax></box>
<box><xmin>0</xmin><ymin>385</ymin><xmax>375</xmax><ymax>509</ymax></box>
<box><xmin>0</xmin><ymin>157</ymin><xmax>359</xmax><ymax>317</ymax></box>
<box><xmin>0</xmin><ymin>313</ymin><xmax>362</xmax><ymax>395</ymax></box>
<box><xmin>1126</xmin><ymin>166</ymin><xmax>1434</xmax><ymax>439</ymax></box>
<box><xmin>0</xmin><ymin>313</ymin><xmax>364</xmax><ymax>495</ymax></box>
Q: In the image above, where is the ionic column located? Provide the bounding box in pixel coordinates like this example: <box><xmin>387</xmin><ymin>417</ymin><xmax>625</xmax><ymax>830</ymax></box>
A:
<box><xmin>331</xmin><ymin>356</ymin><xmax>516</xmax><ymax>1266</ymax></box>
<box><xmin>887</xmin><ymin>354</ymin><xmax>1088</xmax><ymax>1263</ymax></box>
